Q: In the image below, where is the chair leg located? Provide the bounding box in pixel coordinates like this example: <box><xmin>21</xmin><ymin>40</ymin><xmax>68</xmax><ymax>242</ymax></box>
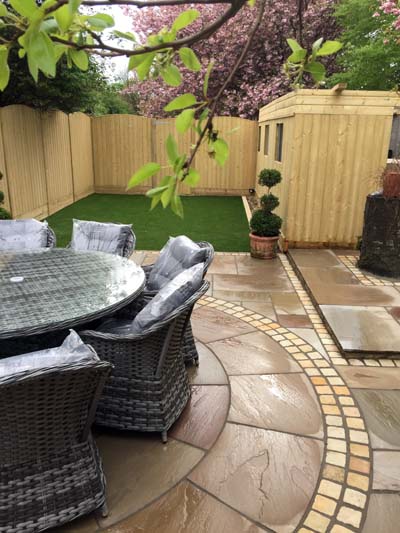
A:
<box><xmin>97</xmin><ymin>501</ymin><xmax>108</xmax><ymax>518</ymax></box>
<box><xmin>161</xmin><ymin>430</ymin><xmax>168</xmax><ymax>443</ymax></box>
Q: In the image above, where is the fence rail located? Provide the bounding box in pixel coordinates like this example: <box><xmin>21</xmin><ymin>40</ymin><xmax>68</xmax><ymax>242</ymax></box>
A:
<box><xmin>0</xmin><ymin>105</ymin><xmax>257</xmax><ymax>220</ymax></box>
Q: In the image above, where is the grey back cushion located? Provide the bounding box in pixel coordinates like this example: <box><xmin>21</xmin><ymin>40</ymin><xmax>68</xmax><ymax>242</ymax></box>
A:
<box><xmin>70</xmin><ymin>219</ymin><xmax>132</xmax><ymax>256</ymax></box>
<box><xmin>147</xmin><ymin>236</ymin><xmax>207</xmax><ymax>291</ymax></box>
<box><xmin>0</xmin><ymin>219</ymin><xmax>49</xmax><ymax>251</ymax></box>
<box><xmin>0</xmin><ymin>330</ymin><xmax>99</xmax><ymax>379</ymax></box>
<box><xmin>98</xmin><ymin>263</ymin><xmax>204</xmax><ymax>335</ymax></box>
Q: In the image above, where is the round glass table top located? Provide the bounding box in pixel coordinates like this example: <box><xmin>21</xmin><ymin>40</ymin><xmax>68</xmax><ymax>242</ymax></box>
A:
<box><xmin>0</xmin><ymin>248</ymin><xmax>145</xmax><ymax>339</ymax></box>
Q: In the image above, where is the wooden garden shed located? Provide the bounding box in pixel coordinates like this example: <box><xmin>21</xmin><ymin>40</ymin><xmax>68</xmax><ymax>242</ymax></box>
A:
<box><xmin>256</xmin><ymin>89</ymin><xmax>400</xmax><ymax>248</ymax></box>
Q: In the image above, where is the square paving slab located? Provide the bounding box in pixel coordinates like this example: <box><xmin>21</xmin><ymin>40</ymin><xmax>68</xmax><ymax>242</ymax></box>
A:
<box><xmin>321</xmin><ymin>305</ymin><xmax>400</xmax><ymax>354</ymax></box>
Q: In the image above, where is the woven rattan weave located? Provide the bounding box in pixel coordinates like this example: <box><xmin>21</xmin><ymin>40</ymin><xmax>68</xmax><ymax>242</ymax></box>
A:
<box><xmin>0</xmin><ymin>249</ymin><xmax>145</xmax><ymax>340</ymax></box>
<box><xmin>80</xmin><ymin>280</ymin><xmax>209</xmax><ymax>442</ymax></box>
<box><xmin>0</xmin><ymin>358</ymin><xmax>112</xmax><ymax>532</ymax></box>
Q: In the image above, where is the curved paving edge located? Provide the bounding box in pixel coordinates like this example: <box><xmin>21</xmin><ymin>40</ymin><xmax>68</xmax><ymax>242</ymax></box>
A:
<box><xmin>197</xmin><ymin>295</ymin><xmax>371</xmax><ymax>533</ymax></box>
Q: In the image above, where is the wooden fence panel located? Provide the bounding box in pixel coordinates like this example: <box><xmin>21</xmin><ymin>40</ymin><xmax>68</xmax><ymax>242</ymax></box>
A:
<box><xmin>69</xmin><ymin>112</ymin><xmax>94</xmax><ymax>201</ymax></box>
<box><xmin>0</xmin><ymin>117</ymin><xmax>11</xmax><ymax>215</ymax></box>
<box><xmin>42</xmin><ymin>110</ymin><xmax>74</xmax><ymax>215</ymax></box>
<box><xmin>0</xmin><ymin>105</ymin><xmax>48</xmax><ymax>219</ymax></box>
<box><xmin>193</xmin><ymin>117</ymin><xmax>257</xmax><ymax>195</ymax></box>
<box><xmin>92</xmin><ymin>114</ymin><xmax>152</xmax><ymax>193</ymax></box>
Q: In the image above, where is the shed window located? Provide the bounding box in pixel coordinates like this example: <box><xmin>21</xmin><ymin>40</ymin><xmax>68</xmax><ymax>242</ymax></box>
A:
<box><xmin>264</xmin><ymin>125</ymin><xmax>270</xmax><ymax>155</ymax></box>
<box><xmin>275</xmin><ymin>123</ymin><xmax>284</xmax><ymax>162</ymax></box>
<box><xmin>258</xmin><ymin>126</ymin><xmax>261</xmax><ymax>151</ymax></box>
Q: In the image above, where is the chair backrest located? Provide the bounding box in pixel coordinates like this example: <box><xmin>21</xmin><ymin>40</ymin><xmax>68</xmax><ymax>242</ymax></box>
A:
<box><xmin>69</xmin><ymin>219</ymin><xmax>136</xmax><ymax>258</ymax></box>
<box><xmin>0</xmin><ymin>219</ymin><xmax>56</xmax><ymax>251</ymax></box>
<box><xmin>195</xmin><ymin>241</ymin><xmax>215</xmax><ymax>275</ymax></box>
<box><xmin>0</xmin><ymin>360</ymin><xmax>111</xmax><ymax>465</ymax></box>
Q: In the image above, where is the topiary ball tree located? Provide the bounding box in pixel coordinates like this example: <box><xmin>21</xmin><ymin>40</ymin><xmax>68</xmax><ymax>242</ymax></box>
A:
<box><xmin>250</xmin><ymin>168</ymin><xmax>283</xmax><ymax>238</ymax></box>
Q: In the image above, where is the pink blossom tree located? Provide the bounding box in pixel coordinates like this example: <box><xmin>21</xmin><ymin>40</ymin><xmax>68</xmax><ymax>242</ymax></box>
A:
<box><xmin>122</xmin><ymin>0</ymin><xmax>339</xmax><ymax>119</ymax></box>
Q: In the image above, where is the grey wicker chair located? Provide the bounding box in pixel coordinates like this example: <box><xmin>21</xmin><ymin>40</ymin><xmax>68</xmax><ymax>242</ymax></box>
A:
<box><xmin>142</xmin><ymin>241</ymin><xmax>214</xmax><ymax>366</ymax></box>
<box><xmin>0</xmin><ymin>358</ymin><xmax>112</xmax><ymax>532</ymax></box>
<box><xmin>80</xmin><ymin>280</ymin><xmax>209</xmax><ymax>443</ymax></box>
<box><xmin>46</xmin><ymin>226</ymin><xmax>57</xmax><ymax>248</ymax></box>
<box><xmin>68</xmin><ymin>222</ymin><xmax>136</xmax><ymax>258</ymax></box>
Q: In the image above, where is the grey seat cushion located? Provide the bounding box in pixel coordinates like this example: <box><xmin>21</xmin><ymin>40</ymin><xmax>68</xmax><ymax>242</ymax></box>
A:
<box><xmin>70</xmin><ymin>219</ymin><xmax>132</xmax><ymax>256</ymax></box>
<box><xmin>0</xmin><ymin>219</ymin><xmax>49</xmax><ymax>251</ymax></box>
<box><xmin>146</xmin><ymin>236</ymin><xmax>207</xmax><ymax>291</ymax></box>
<box><xmin>0</xmin><ymin>330</ymin><xmax>99</xmax><ymax>379</ymax></box>
<box><xmin>98</xmin><ymin>262</ymin><xmax>204</xmax><ymax>335</ymax></box>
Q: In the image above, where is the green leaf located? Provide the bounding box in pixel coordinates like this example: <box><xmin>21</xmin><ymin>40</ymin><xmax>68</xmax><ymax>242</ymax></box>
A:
<box><xmin>179</xmin><ymin>47</ymin><xmax>201</xmax><ymax>71</ymax></box>
<box><xmin>287</xmin><ymin>49</ymin><xmax>307</xmax><ymax>63</ymax></box>
<box><xmin>164</xmin><ymin>93</ymin><xmax>197</xmax><ymax>112</ymax></box>
<box><xmin>312</xmin><ymin>37</ymin><xmax>323</xmax><ymax>56</ymax></box>
<box><xmin>0</xmin><ymin>47</ymin><xmax>10</xmax><ymax>91</ymax></box>
<box><xmin>176</xmin><ymin>109</ymin><xmax>195</xmax><ymax>133</ymax></box>
<box><xmin>0</xmin><ymin>5</ymin><xmax>9</xmax><ymax>17</ymax></box>
<box><xmin>54</xmin><ymin>44</ymin><xmax>67</xmax><ymax>61</ymax></box>
<box><xmin>166</xmin><ymin>134</ymin><xmax>179</xmax><ymax>163</ymax></box>
<box><xmin>9</xmin><ymin>0</ymin><xmax>37</xmax><ymax>18</ymax></box>
<box><xmin>87</xmin><ymin>14</ymin><xmax>115</xmax><ymax>30</ymax></box>
<box><xmin>27</xmin><ymin>53</ymin><xmax>38</xmax><ymax>82</ymax></box>
<box><xmin>172</xmin><ymin>9</ymin><xmax>199</xmax><ymax>32</ymax></box>
<box><xmin>203</xmin><ymin>60</ymin><xmax>214</xmax><ymax>98</ymax></box>
<box><xmin>29</xmin><ymin>32</ymin><xmax>56</xmax><ymax>77</ymax></box>
<box><xmin>129</xmin><ymin>52</ymin><xmax>156</xmax><ymax>80</ymax></box>
<box><xmin>212</xmin><ymin>138</ymin><xmax>229</xmax><ymax>166</ymax></box>
<box><xmin>55</xmin><ymin>5</ymin><xmax>73</xmax><ymax>32</ymax></box>
<box><xmin>150</xmin><ymin>193</ymin><xmax>162</xmax><ymax>210</ymax></box>
<box><xmin>145</xmin><ymin>185</ymin><xmax>169</xmax><ymax>197</ymax></box>
<box><xmin>127</xmin><ymin>162</ymin><xmax>161</xmax><ymax>189</ymax></box>
<box><xmin>68</xmin><ymin>0</ymin><xmax>82</xmax><ymax>15</ymax></box>
<box><xmin>171</xmin><ymin>193</ymin><xmax>184</xmax><ymax>218</ymax></box>
<box><xmin>161</xmin><ymin>64</ymin><xmax>182</xmax><ymax>86</ymax></box>
<box><xmin>287</xmin><ymin>38</ymin><xmax>302</xmax><ymax>52</ymax></box>
<box><xmin>304</xmin><ymin>61</ymin><xmax>326</xmax><ymax>82</ymax></box>
<box><xmin>184</xmin><ymin>168</ymin><xmax>200</xmax><ymax>187</ymax></box>
<box><xmin>317</xmin><ymin>40</ymin><xmax>343</xmax><ymax>56</ymax></box>
<box><xmin>40</xmin><ymin>19</ymin><xmax>59</xmax><ymax>33</ymax></box>
<box><xmin>114</xmin><ymin>30</ymin><xmax>136</xmax><ymax>42</ymax></box>
<box><xmin>70</xmin><ymin>49</ymin><xmax>88</xmax><ymax>71</ymax></box>
<box><xmin>161</xmin><ymin>178</ymin><xmax>176</xmax><ymax>208</ymax></box>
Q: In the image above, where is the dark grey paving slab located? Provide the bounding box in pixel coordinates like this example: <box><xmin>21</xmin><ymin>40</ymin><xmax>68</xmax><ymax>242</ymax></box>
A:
<box><xmin>354</xmin><ymin>390</ymin><xmax>400</xmax><ymax>450</ymax></box>
<box><xmin>321</xmin><ymin>305</ymin><xmax>400</xmax><ymax>353</ymax></box>
<box><xmin>300</xmin><ymin>266</ymin><xmax>359</xmax><ymax>287</ymax></box>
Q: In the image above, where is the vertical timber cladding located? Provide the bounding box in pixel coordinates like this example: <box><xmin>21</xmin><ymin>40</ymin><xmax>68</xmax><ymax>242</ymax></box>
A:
<box><xmin>0</xmin><ymin>105</ymin><xmax>48</xmax><ymax>219</ymax></box>
<box><xmin>69</xmin><ymin>112</ymin><xmax>95</xmax><ymax>202</ymax></box>
<box><xmin>256</xmin><ymin>89</ymin><xmax>400</xmax><ymax>247</ymax></box>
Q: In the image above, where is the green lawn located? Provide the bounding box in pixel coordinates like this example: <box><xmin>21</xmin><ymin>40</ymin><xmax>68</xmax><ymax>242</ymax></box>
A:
<box><xmin>47</xmin><ymin>194</ymin><xmax>250</xmax><ymax>252</ymax></box>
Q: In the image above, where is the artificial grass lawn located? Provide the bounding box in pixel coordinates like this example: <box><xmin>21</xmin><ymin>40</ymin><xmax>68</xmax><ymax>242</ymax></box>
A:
<box><xmin>47</xmin><ymin>194</ymin><xmax>250</xmax><ymax>252</ymax></box>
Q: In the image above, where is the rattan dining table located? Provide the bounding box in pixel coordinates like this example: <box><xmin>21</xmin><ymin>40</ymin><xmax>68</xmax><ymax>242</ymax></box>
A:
<box><xmin>0</xmin><ymin>248</ymin><xmax>146</xmax><ymax>340</ymax></box>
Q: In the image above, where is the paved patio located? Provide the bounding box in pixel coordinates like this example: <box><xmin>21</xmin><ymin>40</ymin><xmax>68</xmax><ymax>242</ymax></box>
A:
<box><xmin>56</xmin><ymin>252</ymin><xmax>400</xmax><ymax>533</ymax></box>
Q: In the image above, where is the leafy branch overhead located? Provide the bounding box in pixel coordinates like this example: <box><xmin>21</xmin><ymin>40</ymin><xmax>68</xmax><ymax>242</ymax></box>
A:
<box><xmin>0</xmin><ymin>0</ymin><xmax>340</xmax><ymax>216</ymax></box>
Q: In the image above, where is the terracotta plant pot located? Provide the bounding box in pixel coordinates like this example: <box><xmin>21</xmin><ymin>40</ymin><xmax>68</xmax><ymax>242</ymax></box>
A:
<box><xmin>249</xmin><ymin>233</ymin><xmax>279</xmax><ymax>259</ymax></box>
<box><xmin>383</xmin><ymin>171</ymin><xmax>400</xmax><ymax>198</ymax></box>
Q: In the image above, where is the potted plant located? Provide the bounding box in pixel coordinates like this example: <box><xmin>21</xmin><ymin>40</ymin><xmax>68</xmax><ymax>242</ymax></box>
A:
<box><xmin>0</xmin><ymin>172</ymin><xmax>11</xmax><ymax>220</ymax></box>
<box><xmin>249</xmin><ymin>168</ymin><xmax>282</xmax><ymax>259</ymax></box>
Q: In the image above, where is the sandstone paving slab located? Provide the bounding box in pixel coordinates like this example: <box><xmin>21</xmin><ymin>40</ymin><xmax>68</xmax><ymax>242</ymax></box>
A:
<box><xmin>354</xmin><ymin>390</ymin><xmax>400</xmax><ymax>449</ymax></box>
<box><xmin>213</xmin><ymin>273</ymin><xmax>293</xmax><ymax>293</ymax></box>
<box><xmin>289</xmin><ymin>249</ymin><xmax>342</xmax><ymax>268</ymax></box>
<box><xmin>235</xmin><ymin>255</ymin><xmax>287</xmax><ymax>276</ymax></box>
<box><xmin>337</xmin><ymin>367</ymin><xmax>400</xmax><ymax>389</ymax></box>
<box><xmin>271</xmin><ymin>292</ymin><xmax>306</xmax><ymax>315</ymax></box>
<box><xmin>229</xmin><ymin>374</ymin><xmax>323</xmax><ymax>439</ymax></box>
<box><xmin>363</xmin><ymin>494</ymin><xmax>400</xmax><ymax>533</ymax></box>
<box><xmin>207</xmin><ymin>255</ymin><xmax>238</xmax><ymax>275</ymax></box>
<box><xmin>188</xmin><ymin>423</ymin><xmax>323</xmax><ymax>532</ymax></box>
<box><xmin>241</xmin><ymin>300</ymin><xmax>277</xmax><ymax>320</ymax></box>
<box><xmin>212</xmin><ymin>289</ymin><xmax>276</xmax><ymax>303</ymax></box>
<box><xmin>373</xmin><ymin>451</ymin><xmax>400</xmax><ymax>491</ymax></box>
<box><xmin>208</xmin><ymin>331</ymin><xmax>301</xmax><ymax>375</ymax></box>
<box><xmin>313</xmin><ymin>285</ymin><xmax>400</xmax><ymax>306</ymax></box>
<box><xmin>169</xmin><ymin>385</ymin><xmax>229</xmax><ymax>450</ymax></box>
<box><xmin>299</xmin><ymin>266</ymin><xmax>359</xmax><ymax>287</ymax></box>
<box><xmin>289</xmin><ymin>327</ymin><xmax>328</xmax><ymax>358</ymax></box>
<box><xmin>188</xmin><ymin>342</ymin><xmax>228</xmax><ymax>385</ymax></box>
<box><xmin>103</xmin><ymin>481</ymin><xmax>264</xmax><ymax>533</ymax></box>
<box><xmin>277</xmin><ymin>314</ymin><xmax>313</xmax><ymax>328</ymax></box>
<box><xmin>321</xmin><ymin>305</ymin><xmax>400</xmax><ymax>353</ymax></box>
<box><xmin>96</xmin><ymin>433</ymin><xmax>204</xmax><ymax>527</ymax></box>
<box><xmin>191</xmin><ymin>306</ymin><xmax>255</xmax><ymax>343</ymax></box>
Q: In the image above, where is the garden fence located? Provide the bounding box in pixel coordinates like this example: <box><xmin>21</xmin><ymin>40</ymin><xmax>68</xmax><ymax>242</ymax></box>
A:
<box><xmin>0</xmin><ymin>105</ymin><xmax>257</xmax><ymax>220</ymax></box>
